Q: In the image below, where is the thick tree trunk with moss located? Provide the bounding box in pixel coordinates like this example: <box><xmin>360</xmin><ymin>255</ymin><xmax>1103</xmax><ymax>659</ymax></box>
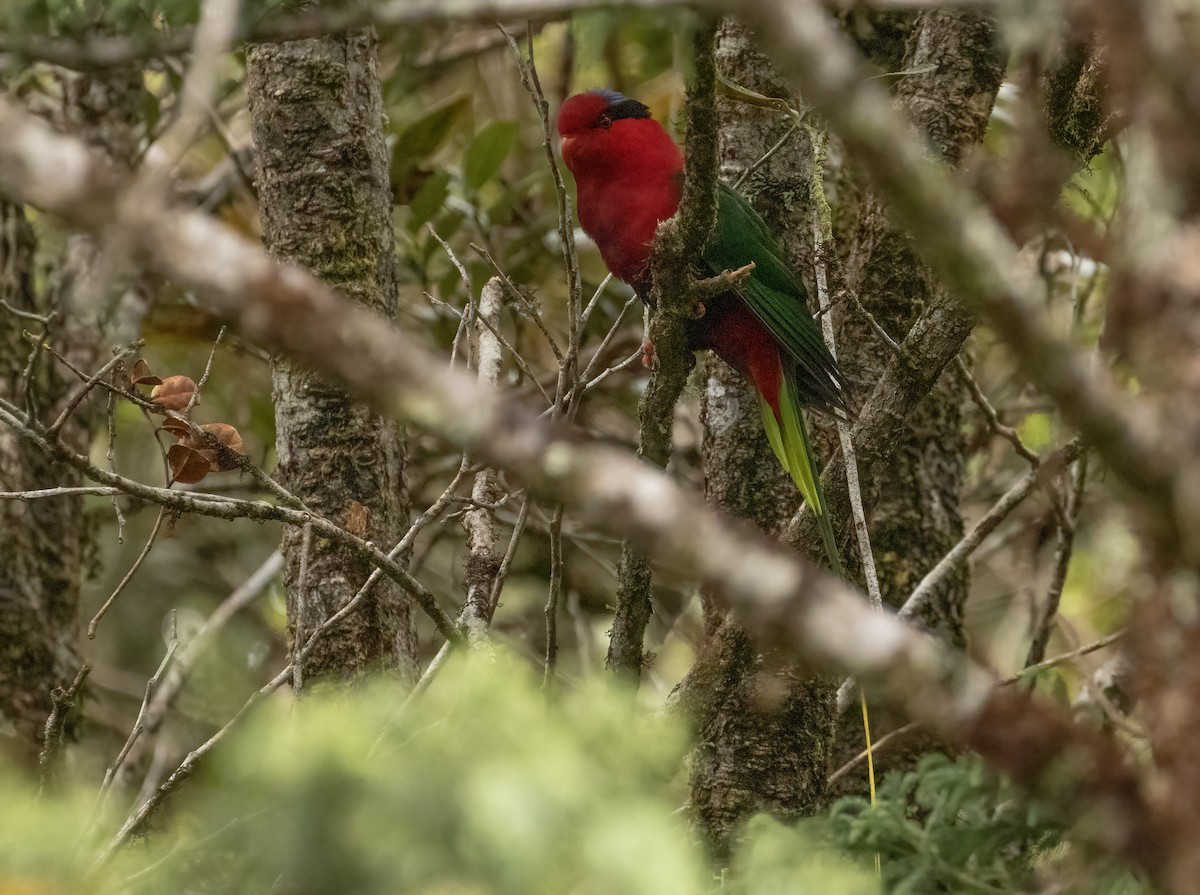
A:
<box><xmin>826</xmin><ymin>9</ymin><xmax>1002</xmax><ymax>788</ymax></box>
<box><xmin>0</xmin><ymin>203</ymin><xmax>92</xmax><ymax>762</ymax></box>
<box><xmin>685</xmin><ymin>13</ymin><xmax>1002</xmax><ymax>849</ymax></box>
<box><xmin>246</xmin><ymin>26</ymin><xmax>416</xmax><ymax>685</ymax></box>
<box><xmin>0</xmin><ymin>62</ymin><xmax>142</xmax><ymax>763</ymax></box>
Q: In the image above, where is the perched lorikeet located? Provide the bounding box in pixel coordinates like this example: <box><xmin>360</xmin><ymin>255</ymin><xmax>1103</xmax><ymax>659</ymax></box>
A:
<box><xmin>557</xmin><ymin>88</ymin><xmax>847</xmax><ymax>567</ymax></box>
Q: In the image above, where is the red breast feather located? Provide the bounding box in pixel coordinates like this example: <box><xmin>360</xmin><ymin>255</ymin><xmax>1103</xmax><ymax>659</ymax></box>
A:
<box><xmin>558</xmin><ymin>92</ymin><xmax>683</xmax><ymax>287</ymax></box>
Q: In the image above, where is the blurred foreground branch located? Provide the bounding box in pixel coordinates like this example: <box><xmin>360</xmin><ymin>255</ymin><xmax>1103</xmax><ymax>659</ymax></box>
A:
<box><xmin>0</xmin><ymin>97</ymin><xmax>1166</xmax><ymax>880</ymax></box>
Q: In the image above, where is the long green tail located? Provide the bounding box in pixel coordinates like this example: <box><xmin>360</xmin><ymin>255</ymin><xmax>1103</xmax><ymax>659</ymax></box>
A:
<box><xmin>757</xmin><ymin>371</ymin><xmax>842</xmax><ymax>576</ymax></box>
<box><xmin>760</xmin><ymin>368</ymin><xmax>879</xmax><ymax>870</ymax></box>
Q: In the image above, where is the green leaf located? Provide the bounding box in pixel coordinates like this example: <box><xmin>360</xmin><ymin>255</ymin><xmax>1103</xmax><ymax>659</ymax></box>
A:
<box><xmin>391</xmin><ymin>95</ymin><xmax>472</xmax><ymax>200</ymax></box>
<box><xmin>392</xmin><ymin>94</ymin><xmax>472</xmax><ymax>164</ymax></box>
<box><xmin>463</xmin><ymin>120</ymin><xmax>518</xmax><ymax>192</ymax></box>
<box><xmin>405</xmin><ymin>169</ymin><xmax>451</xmax><ymax>233</ymax></box>
<box><xmin>1018</xmin><ymin>412</ymin><xmax>1053</xmax><ymax>452</ymax></box>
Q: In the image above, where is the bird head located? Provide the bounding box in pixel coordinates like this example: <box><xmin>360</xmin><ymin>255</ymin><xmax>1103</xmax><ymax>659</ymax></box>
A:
<box><xmin>556</xmin><ymin>90</ymin><xmax>654</xmax><ymax>170</ymax></box>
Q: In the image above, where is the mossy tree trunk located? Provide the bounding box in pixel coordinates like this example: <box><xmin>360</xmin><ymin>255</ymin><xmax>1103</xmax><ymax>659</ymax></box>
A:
<box><xmin>0</xmin><ymin>61</ymin><xmax>144</xmax><ymax>763</ymax></box>
<box><xmin>246</xmin><ymin>23</ymin><xmax>417</xmax><ymax>686</ymax></box>
<box><xmin>684</xmin><ymin>12</ymin><xmax>1003</xmax><ymax>851</ymax></box>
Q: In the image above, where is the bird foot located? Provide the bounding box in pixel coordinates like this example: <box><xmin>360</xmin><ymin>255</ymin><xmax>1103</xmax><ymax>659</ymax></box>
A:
<box><xmin>691</xmin><ymin>301</ymin><xmax>707</xmax><ymax>320</ymax></box>
<box><xmin>641</xmin><ymin>339</ymin><xmax>657</xmax><ymax>370</ymax></box>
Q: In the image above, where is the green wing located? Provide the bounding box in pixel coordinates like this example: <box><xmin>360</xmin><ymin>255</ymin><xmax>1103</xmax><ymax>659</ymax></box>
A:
<box><xmin>701</xmin><ymin>182</ymin><xmax>845</xmax><ymax>414</ymax></box>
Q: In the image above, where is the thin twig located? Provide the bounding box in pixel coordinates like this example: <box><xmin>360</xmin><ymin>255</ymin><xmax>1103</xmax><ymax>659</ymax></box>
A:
<box><xmin>425</xmin><ymin>292</ymin><xmax>553</xmax><ymax>405</ymax></box>
<box><xmin>1008</xmin><ymin>628</ymin><xmax>1125</xmax><ymax>686</ymax></box>
<box><xmin>577</xmin><ymin>273</ymin><xmax>614</xmax><ymax>338</ymax></box>
<box><xmin>899</xmin><ymin>439</ymin><xmax>1082</xmax><ymax>623</ymax></box>
<box><xmin>0</xmin><ymin>486</ymin><xmax>123</xmax><ymax>499</ymax></box>
<box><xmin>580</xmin><ymin>347</ymin><xmax>643</xmax><ymax>394</ymax></box>
<box><xmin>0</xmin><ymin>297</ymin><xmax>52</xmax><ymax>323</ymax></box>
<box><xmin>574</xmin><ymin>293</ymin><xmax>639</xmax><ymax>396</ymax></box>
<box><xmin>733</xmin><ymin>121</ymin><xmax>800</xmax><ymax>191</ymax></box>
<box><xmin>837</xmin><ymin>438</ymin><xmax>1083</xmax><ymax>711</ymax></box>
<box><xmin>501</xmin><ymin>24</ymin><xmax>580</xmax><ymax>381</ymax></box>
<box><xmin>811</xmin><ymin>135</ymin><xmax>880</xmax><ymax>611</ymax></box>
<box><xmin>88</xmin><ymin>507</ymin><xmax>169</xmax><ymax>639</ymax></box>
<box><xmin>472</xmin><ymin>241</ymin><xmax>564</xmax><ymax>363</ymax></box>
<box><xmin>544</xmin><ymin>502</ymin><xmax>565</xmax><ymax>689</ymax></box>
<box><xmin>956</xmin><ymin>355</ymin><xmax>1039</xmax><ymax>466</ymax></box>
<box><xmin>488</xmin><ymin>492</ymin><xmax>531</xmax><ymax>617</ymax></box>
<box><xmin>1026</xmin><ymin>453</ymin><xmax>1090</xmax><ymax>666</ymax></box>
<box><xmin>183</xmin><ymin>325</ymin><xmax>226</xmax><ymax>417</ymax></box>
<box><xmin>39</xmin><ymin>664</ymin><xmax>91</xmax><ymax>792</ymax></box>
<box><xmin>291</xmin><ymin>521</ymin><xmax>314</xmax><ymax>691</ymax></box>
<box><xmin>48</xmin><ymin>344</ymin><xmax>140</xmax><ymax>436</ymax></box>
<box><xmin>90</xmin><ymin>612</ymin><xmax>180</xmax><ymax>824</ymax></box>
<box><xmin>119</xmin><ymin>550</ymin><xmax>284</xmax><ymax>792</ymax></box>
<box><xmin>827</xmin><ymin>722</ymin><xmax>918</xmax><ymax>787</ymax></box>
<box><xmin>106</xmin><ymin>375</ymin><xmax>126</xmax><ymax>542</ymax></box>
<box><xmin>428</xmin><ymin>224</ymin><xmax>475</xmax><ymax>369</ymax></box>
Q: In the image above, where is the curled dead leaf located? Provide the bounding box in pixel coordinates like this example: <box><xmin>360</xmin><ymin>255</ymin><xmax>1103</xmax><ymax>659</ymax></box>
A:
<box><xmin>167</xmin><ymin>441</ymin><xmax>216</xmax><ymax>485</ymax></box>
<box><xmin>200</xmin><ymin>423</ymin><xmax>244</xmax><ymax>455</ymax></box>
<box><xmin>199</xmin><ymin>423</ymin><xmax>245</xmax><ymax>470</ymax></box>
<box><xmin>150</xmin><ymin>375</ymin><xmax>198</xmax><ymax>412</ymax></box>
<box><xmin>130</xmin><ymin>358</ymin><xmax>162</xmax><ymax>387</ymax></box>
<box><xmin>160</xmin><ymin>417</ymin><xmax>192</xmax><ymax>439</ymax></box>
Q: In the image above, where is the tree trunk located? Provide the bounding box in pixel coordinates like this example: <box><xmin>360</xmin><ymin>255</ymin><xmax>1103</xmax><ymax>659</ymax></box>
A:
<box><xmin>684</xmin><ymin>12</ymin><xmax>1002</xmax><ymax>849</ymax></box>
<box><xmin>246</xmin><ymin>24</ymin><xmax>417</xmax><ymax>686</ymax></box>
<box><xmin>825</xmin><ymin>9</ymin><xmax>1002</xmax><ymax>790</ymax></box>
<box><xmin>0</xmin><ymin>60</ymin><xmax>142</xmax><ymax>764</ymax></box>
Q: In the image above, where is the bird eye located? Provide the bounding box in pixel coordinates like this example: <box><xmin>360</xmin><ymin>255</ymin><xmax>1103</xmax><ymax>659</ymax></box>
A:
<box><xmin>597</xmin><ymin>114</ymin><xmax>612</xmax><ymax>129</ymax></box>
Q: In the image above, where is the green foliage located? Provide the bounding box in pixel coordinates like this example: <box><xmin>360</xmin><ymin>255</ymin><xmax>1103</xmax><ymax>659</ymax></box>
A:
<box><xmin>463</xmin><ymin>121</ymin><xmax>519</xmax><ymax>194</ymax></box>
<box><xmin>390</xmin><ymin>94</ymin><xmax>473</xmax><ymax>203</ymax></box>
<box><xmin>835</xmin><ymin>753</ymin><xmax>1060</xmax><ymax>893</ymax></box>
<box><xmin>831</xmin><ymin>754</ymin><xmax>1144</xmax><ymax>895</ymax></box>
<box><xmin>0</xmin><ymin>678</ymin><xmax>1146</xmax><ymax>895</ymax></box>
<box><xmin>118</xmin><ymin>655</ymin><xmax>710</xmax><ymax>895</ymax></box>
<box><xmin>728</xmin><ymin>816</ymin><xmax>879</xmax><ymax>895</ymax></box>
<box><xmin>0</xmin><ymin>780</ymin><xmax>105</xmax><ymax>893</ymax></box>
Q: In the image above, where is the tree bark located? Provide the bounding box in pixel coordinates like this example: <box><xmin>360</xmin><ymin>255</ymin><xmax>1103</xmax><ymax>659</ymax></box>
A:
<box><xmin>0</xmin><ymin>60</ymin><xmax>142</xmax><ymax>763</ymax></box>
<box><xmin>685</xmin><ymin>11</ymin><xmax>1002</xmax><ymax>848</ymax></box>
<box><xmin>246</xmin><ymin>23</ymin><xmax>417</xmax><ymax>685</ymax></box>
<box><xmin>825</xmin><ymin>9</ymin><xmax>1002</xmax><ymax>789</ymax></box>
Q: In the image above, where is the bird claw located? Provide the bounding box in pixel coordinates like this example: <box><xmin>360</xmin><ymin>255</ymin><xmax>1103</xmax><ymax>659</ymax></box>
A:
<box><xmin>691</xmin><ymin>301</ymin><xmax>707</xmax><ymax>319</ymax></box>
<box><xmin>641</xmin><ymin>339</ymin><xmax>658</xmax><ymax>371</ymax></box>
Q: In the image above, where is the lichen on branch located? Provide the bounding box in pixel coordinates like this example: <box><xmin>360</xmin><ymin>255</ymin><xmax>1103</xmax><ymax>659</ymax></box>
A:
<box><xmin>607</xmin><ymin>18</ymin><xmax>721</xmax><ymax>681</ymax></box>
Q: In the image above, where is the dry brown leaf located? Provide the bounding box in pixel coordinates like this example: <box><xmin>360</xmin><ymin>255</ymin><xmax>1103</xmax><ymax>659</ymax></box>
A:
<box><xmin>345</xmin><ymin>500</ymin><xmax>370</xmax><ymax>538</ymax></box>
<box><xmin>167</xmin><ymin>442</ymin><xmax>215</xmax><ymax>485</ymax></box>
<box><xmin>130</xmin><ymin>358</ymin><xmax>162</xmax><ymax>387</ymax></box>
<box><xmin>160</xmin><ymin>417</ymin><xmax>192</xmax><ymax>439</ymax></box>
<box><xmin>199</xmin><ymin>423</ymin><xmax>244</xmax><ymax>469</ymax></box>
<box><xmin>150</xmin><ymin>375</ymin><xmax>198</xmax><ymax>412</ymax></box>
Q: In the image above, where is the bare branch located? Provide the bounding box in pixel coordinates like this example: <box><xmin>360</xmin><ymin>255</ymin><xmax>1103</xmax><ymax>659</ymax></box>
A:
<box><xmin>0</xmin><ymin>96</ymin><xmax>1163</xmax><ymax>876</ymax></box>
<box><xmin>608</xmin><ymin>19</ymin><xmax>719</xmax><ymax>680</ymax></box>
<box><xmin>38</xmin><ymin>664</ymin><xmax>91</xmax><ymax>792</ymax></box>
<box><xmin>741</xmin><ymin>0</ymin><xmax>1179</xmax><ymax>554</ymax></box>
<box><xmin>956</xmin><ymin>355</ymin><xmax>1040</xmax><ymax>466</ymax></box>
<box><xmin>88</xmin><ymin>507</ymin><xmax>168</xmax><ymax>639</ymax></box>
<box><xmin>463</xmin><ymin>279</ymin><xmax>506</xmax><ymax>639</ymax></box>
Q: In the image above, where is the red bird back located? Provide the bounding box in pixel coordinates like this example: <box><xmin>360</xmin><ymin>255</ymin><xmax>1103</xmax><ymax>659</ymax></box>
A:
<box><xmin>557</xmin><ymin>91</ymin><xmax>683</xmax><ymax>288</ymax></box>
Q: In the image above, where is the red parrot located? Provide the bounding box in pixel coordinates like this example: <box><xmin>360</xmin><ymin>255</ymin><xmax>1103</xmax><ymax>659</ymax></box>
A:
<box><xmin>558</xmin><ymin>89</ymin><xmax>847</xmax><ymax>567</ymax></box>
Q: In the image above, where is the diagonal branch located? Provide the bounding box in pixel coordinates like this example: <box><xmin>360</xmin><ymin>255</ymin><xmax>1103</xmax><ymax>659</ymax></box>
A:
<box><xmin>0</xmin><ymin>94</ymin><xmax>1169</xmax><ymax>881</ymax></box>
